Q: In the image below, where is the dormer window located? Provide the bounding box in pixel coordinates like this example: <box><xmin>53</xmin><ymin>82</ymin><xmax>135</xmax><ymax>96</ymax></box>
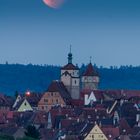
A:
<box><xmin>56</xmin><ymin>99</ymin><xmax>59</xmax><ymax>103</ymax></box>
<box><xmin>44</xmin><ymin>99</ymin><xmax>48</xmax><ymax>103</ymax></box>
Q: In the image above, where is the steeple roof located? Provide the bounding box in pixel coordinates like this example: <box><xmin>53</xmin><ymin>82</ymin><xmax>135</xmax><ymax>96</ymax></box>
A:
<box><xmin>61</xmin><ymin>63</ymin><xmax>79</xmax><ymax>70</ymax></box>
<box><xmin>83</xmin><ymin>63</ymin><xmax>99</xmax><ymax>76</ymax></box>
<box><xmin>61</xmin><ymin>47</ymin><xmax>79</xmax><ymax>70</ymax></box>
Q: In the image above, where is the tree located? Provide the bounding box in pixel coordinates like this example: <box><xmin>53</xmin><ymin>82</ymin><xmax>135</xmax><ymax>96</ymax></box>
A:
<box><xmin>25</xmin><ymin>125</ymin><xmax>40</xmax><ymax>139</ymax></box>
<box><xmin>0</xmin><ymin>134</ymin><xmax>14</xmax><ymax>140</ymax></box>
<box><xmin>17</xmin><ymin>136</ymin><xmax>38</xmax><ymax>140</ymax></box>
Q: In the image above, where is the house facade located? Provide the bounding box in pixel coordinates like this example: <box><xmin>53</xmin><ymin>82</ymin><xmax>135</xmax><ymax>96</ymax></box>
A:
<box><xmin>84</xmin><ymin>124</ymin><xmax>108</xmax><ymax>140</ymax></box>
<box><xmin>38</xmin><ymin>81</ymin><xmax>71</xmax><ymax>111</ymax></box>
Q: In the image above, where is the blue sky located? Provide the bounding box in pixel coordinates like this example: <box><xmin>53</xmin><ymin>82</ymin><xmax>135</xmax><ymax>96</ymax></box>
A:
<box><xmin>0</xmin><ymin>0</ymin><xmax>140</xmax><ymax>67</ymax></box>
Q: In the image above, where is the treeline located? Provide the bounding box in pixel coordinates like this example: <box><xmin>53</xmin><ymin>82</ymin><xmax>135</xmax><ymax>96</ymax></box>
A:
<box><xmin>80</xmin><ymin>64</ymin><xmax>140</xmax><ymax>90</ymax></box>
<box><xmin>0</xmin><ymin>63</ymin><xmax>140</xmax><ymax>95</ymax></box>
<box><xmin>0</xmin><ymin>63</ymin><xmax>60</xmax><ymax>95</ymax></box>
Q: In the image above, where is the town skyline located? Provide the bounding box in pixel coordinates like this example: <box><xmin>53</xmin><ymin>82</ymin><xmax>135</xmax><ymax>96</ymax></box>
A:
<box><xmin>0</xmin><ymin>1</ymin><xmax>140</xmax><ymax>140</ymax></box>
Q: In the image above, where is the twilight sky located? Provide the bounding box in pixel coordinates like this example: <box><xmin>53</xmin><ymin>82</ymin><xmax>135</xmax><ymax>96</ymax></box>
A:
<box><xmin>0</xmin><ymin>0</ymin><xmax>140</xmax><ymax>67</ymax></box>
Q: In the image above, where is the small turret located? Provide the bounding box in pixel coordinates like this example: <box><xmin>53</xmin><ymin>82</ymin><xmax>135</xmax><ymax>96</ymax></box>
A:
<box><xmin>82</xmin><ymin>60</ymin><xmax>99</xmax><ymax>90</ymax></box>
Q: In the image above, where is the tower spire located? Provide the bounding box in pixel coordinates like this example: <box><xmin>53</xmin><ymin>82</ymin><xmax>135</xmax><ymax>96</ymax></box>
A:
<box><xmin>70</xmin><ymin>44</ymin><xmax>72</xmax><ymax>53</ymax></box>
<box><xmin>90</xmin><ymin>56</ymin><xmax>92</xmax><ymax>63</ymax></box>
<box><xmin>68</xmin><ymin>45</ymin><xmax>72</xmax><ymax>64</ymax></box>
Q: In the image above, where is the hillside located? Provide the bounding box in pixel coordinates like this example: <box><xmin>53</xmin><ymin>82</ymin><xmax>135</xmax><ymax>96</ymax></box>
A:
<box><xmin>0</xmin><ymin>64</ymin><xmax>140</xmax><ymax>95</ymax></box>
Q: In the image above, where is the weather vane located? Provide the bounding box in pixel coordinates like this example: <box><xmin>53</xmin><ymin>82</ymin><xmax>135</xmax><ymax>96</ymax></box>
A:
<box><xmin>90</xmin><ymin>56</ymin><xmax>92</xmax><ymax>63</ymax></box>
<box><xmin>70</xmin><ymin>45</ymin><xmax>72</xmax><ymax>53</ymax></box>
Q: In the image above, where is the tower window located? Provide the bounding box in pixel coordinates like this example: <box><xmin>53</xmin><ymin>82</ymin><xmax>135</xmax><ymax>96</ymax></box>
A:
<box><xmin>56</xmin><ymin>99</ymin><xmax>59</xmax><ymax>103</ymax></box>
<box><xmin>75</xmin><ymin>80</ymin><xmax>77</xmax><ymax>84</ymax></box>
<box><xmin>44</xmin><ymin>99</ymin><xmax>48</xmax><ymax>103</ymax></box>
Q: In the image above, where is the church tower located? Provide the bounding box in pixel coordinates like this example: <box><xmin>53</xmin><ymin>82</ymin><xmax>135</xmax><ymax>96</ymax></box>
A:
<box><xmin>82</xmin><ymin>61</ymin><xmax>99</xmax><ymax>90</ymax></box>
<box><xmin>61</xmin><ymin>48</ymin><xmax>80</xmax><ymax>99</ymax></box>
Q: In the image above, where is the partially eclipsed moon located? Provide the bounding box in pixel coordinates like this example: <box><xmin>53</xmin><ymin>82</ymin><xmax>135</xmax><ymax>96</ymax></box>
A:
<box><xmin>43</xmin><ymin>0</ymin><xmax>65</xmax><ymax>9</ymax></box>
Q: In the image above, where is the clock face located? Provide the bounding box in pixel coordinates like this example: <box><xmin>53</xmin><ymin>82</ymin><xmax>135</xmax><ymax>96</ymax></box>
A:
<box><xmin>88</xmin><ymin>77</ymin><xmax>92</xmax><ymax>82</ymax></box>
<box><xmin>88</xmin><ymin>77</ymin><xmax>95</xmax><ymax>82</ymax></box>
<box><xmin>93</xmin><ymin>77</ymin><xmax>96</xmax><ymax>82</ymax></box>
<box><xmin>93</xmin><ymin>77</ymin><xmax>99</xmax><ymax>82</ymax></box>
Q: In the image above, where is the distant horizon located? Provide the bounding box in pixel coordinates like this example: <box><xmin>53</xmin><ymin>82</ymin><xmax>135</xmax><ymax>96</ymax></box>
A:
<box><xmin>1</xmin><ymin>61</ymin><xmax>140</xmax><ymax>68</ymax></box>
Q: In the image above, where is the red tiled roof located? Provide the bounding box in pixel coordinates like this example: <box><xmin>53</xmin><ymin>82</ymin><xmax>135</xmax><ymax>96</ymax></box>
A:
<box><xmin>7</xmin><ymin>111</ymin><xmax>14</xmax><ymax>119</ymax></box>
<box><xmin>102</xmin><ymin>126</ymin><xmax>120</xmax><ymax>140</ymax></box>
<box><xmin>119</xmin><ymin>118</ymin><xmax>132</xmax><ymax>135</ymax></box>
<box><xmin>61</xmin><ymin>119</ymin><xmax>77</xmax><ymax>129</ymax></box>
<box><xmin>33</xmin><ymin>111</ymin><xmax>48</xmax><ymax>124</ymax></box>
<box><xmin>61</xmin><ymin>63</ymin><xmax>79</xmax><ymax>70</ymax></box>
<box><xmin>0</xmin><ymin>94</ymin><xmax>14</xmax><ymax>107</ymax></box>
<box><xmin>80</xmin><ymin>89</ymin><xmax>104</xmax><ymax>100</ymax></box>
<box><xmin>83</xmin><ymin>63</ymin><xmax>99</xmax><ymax>76</ymax></box>
<box><xmin>70</xmin><ymin>99</ymin><xmax>83</xmax><ymax>106</ymax></box>
<box><xmin>49</xmin><ymin>108</ymin><xmax>74</xmax><ymax>127</ymax></box>
<box><xmin>104</xmin><ymin>90</ymin><xmax>140</xmax><ymax>99</ymax></box>
<box><xmin>83</xmin><ymin>107</ymin><xmax>108</xmax><ymax>121</ymax></box>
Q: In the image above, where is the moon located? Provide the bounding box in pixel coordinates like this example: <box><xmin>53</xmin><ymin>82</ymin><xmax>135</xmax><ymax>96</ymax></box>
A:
<box><xmin>43</xmin><ymin>0</ymin><xmax>65</xmax><ymax>9</ymax></box>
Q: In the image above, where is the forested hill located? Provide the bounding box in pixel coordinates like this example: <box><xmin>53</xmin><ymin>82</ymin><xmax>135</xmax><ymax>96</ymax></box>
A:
<box><xmin>0</xmin><ymin>63</ymin><xmax>140</xmax><ymax>95</ymax></box>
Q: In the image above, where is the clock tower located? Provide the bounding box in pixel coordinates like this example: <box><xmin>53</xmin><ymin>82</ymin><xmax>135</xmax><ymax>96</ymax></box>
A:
<box><xmin>82</xmin><ymin>62</ymin><xmax>99</xmax><ymax>90</ymax></box>
<box><xmin>61</xmin><ymin>48</ymin><xmax>80</xmax><ymax>99</ymax></box>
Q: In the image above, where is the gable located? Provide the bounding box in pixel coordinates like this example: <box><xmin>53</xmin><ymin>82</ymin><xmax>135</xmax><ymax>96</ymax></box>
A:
<box><xmin>18</xmin><ymin>99</ymin><xmax>33</xmax><ymax>112</ymax></box>
<box><xmin>13</xmin><ymin>95</ymin><xmax>22</xmax><ymax>108</ymax></box>
<box><xmin>38</xmin><ymin>92</ymin><xmax>66</xmax><ymax>107</ymax></box>
<box><xmin>85</xmin><ymin>125</ymin><xmax>108</xmax><ymax>140</ymax></box>
<box><xmin>85</xmin><ymin>92</ymin><xmax>97</xmax><ymax>105</ymax></box>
